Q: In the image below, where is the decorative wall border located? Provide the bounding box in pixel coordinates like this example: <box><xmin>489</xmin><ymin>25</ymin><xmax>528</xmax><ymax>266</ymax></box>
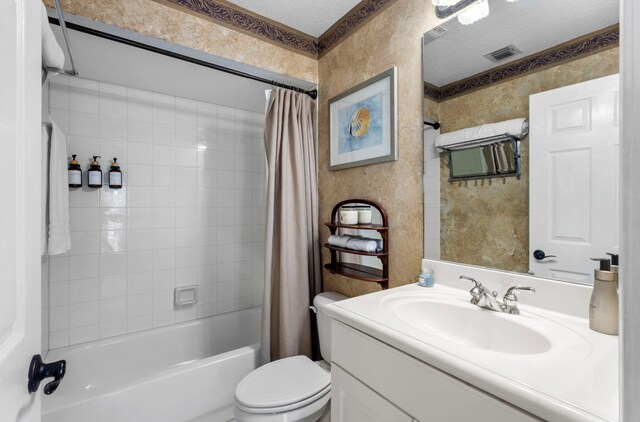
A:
<box><xmin>155</xmin><ymin>0</ymin><xmax>320</xmax><ymax>56</ymax></box>
<box><xmin>424</xmin><ymin>25</ymin><xmax>620</xmax><ymax>102</ymax></box>
<box><xmin>317</xmin><ymin>0</ymin><xmax>399</xmax><ymax>57</ymax></box>
<box><xmin>153</xmin><ymin>0</ymin><xmax>398</xmax><ymax>58</ymax></box>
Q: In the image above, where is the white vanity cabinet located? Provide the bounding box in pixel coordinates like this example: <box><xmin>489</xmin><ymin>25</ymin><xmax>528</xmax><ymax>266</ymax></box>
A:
<box><xmin>331</xmin><ymin>321</ymin><xmax>539</xmax><ymax>422</ymax></box>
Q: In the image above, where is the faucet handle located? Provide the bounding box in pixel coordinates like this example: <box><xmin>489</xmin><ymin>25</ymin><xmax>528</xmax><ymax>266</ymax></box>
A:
<box><xmin>459</xmin><ymin>275</ymin><xmax>481</xmax><ymax>287</ymax></box>
<box><xmin>504</xmin><ymin>286</ymin><xmax>535</xmax><ymax>302</ymax></box>
<box><xmin>502</xmin><ymin>286</ymin><xmax>535</xmax><ymax>315</ymax></box>
<box><xmin>459</xmin><ymin>275</ymin><xmax>483</xmax><ymax>304</ymax></box>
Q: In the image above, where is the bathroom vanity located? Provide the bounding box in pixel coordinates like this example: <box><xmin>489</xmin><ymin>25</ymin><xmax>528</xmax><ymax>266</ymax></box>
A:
<box><xmin>326</xmin><ymin>261</ymin><xmax>619</xmax><ymax>422</ymax></box>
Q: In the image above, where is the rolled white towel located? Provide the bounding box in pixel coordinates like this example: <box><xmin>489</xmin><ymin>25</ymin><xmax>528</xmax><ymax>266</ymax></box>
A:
<box><xmin>328</xmin><ymin>235</ymin><xmax>351</xmax><ymax>248</ymax></box>
<box><xmin>436</xmin><ymin>118</ymin><xmax>528</xmax><ymax>150</ymax></box>
<box><xmin>328</xmin><ymin>235</ymin><xmax>382</xmax><ymax>253</ymax></box>
<box><xmin>345</xmin><ymin>236</ymin><xmax>379</xmax><ymax>253</ymax></box>
<box><xmin>41</xmin><ymin>2</ymin><xmax>65</xmax><ymax>69</ymax></box>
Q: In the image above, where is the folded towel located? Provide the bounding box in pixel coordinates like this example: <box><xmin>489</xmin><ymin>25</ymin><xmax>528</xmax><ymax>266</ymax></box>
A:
<box><xmin>46</xmin><ymin>121</ymin><xmax>71</xmax><ymax>255</ymax></box>
<box><xmin>482</xmin><ymin>145</ymin><xmax>496</xmax><ymax>174</ymax></box>
<box><xmin>328</xmin><ymin>234</ymin><xmax>382</xmax><ymax>253</ymax></box>
<box><xmin>435</xmin><ymin>118</ymin><xmax>528</xmax><ymax>150</ymax></box>
<box><xmin>503</xmin><ymin>141</ymin><xmax>516</xmax><ymax>172</ymax></box>
<box><xmin>494</xmin><ymin>143</ymin><xmax>509</xmax><ymax>173</ymax></box>
<box><xmin>41</xmin><ymin>2</ymin><xmax>65</xmax><ymax>69</ymax></box>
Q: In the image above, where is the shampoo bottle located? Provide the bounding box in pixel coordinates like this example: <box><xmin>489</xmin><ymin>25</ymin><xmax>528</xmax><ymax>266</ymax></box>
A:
<box><xmin>68</xmin><ymin>154</ymin><xmax>82</xmax><ymax>188</ymax></box>
<box><xmin>109</xmin><ymin>158</ymin><xmax>122</xmax><ymax>189</ymax></box>
<box><xmin>88</xmin><ymin>156</ymin><xmax>103</xmax><ymax>188</ymax></box>
<box><xmin>589</xmin><ymin>257</ymin><xmax>618</xmax><ymax>335</ymax></box>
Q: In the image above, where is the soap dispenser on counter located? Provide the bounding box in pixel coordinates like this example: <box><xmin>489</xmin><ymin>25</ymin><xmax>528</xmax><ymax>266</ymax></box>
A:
<box><xmin>589</xmin><ymin>257</ymin><xmax>619</xmax><ymax>335</ymax></box>
<box><xmin>88</xmin><ymin>156</ymin><xmax>103</xmax><ymax>188</ymax></box>
<box><xmin>606</xmin><ymin>252</ymin><xmax>619</xmax><ymax>286</ymax></box>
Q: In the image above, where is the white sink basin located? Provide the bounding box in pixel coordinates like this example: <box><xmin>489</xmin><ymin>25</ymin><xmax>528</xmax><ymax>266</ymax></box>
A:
<box><xmin>384</xmin><ymin>295</ymin><xmax>552</xmax><ymax>354</ymax></box>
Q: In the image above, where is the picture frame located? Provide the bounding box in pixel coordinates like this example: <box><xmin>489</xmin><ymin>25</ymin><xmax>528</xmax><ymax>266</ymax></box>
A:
<box><xmin>328</xmin><ymin>67</ymin><xmax>398</xmax><ymax>171</ymax></box>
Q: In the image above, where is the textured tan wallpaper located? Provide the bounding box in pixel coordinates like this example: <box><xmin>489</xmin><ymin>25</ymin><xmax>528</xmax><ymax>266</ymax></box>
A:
<box><xmin>318</xmin><ymin>0</ymin><xmax>440</xmax><ymax>297</ymax></box>
<box><xmin>433</xmin><ymin>47</ymin><xmax>619</xmax><ymax>273</ymax></box>
<box><xmin>44</xmin><ymin>0</ymin><xmax>318</xmax><ymax>83</ymax></box>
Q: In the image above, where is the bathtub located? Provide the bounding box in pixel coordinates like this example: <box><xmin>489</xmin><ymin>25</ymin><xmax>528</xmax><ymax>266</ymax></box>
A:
<box><xmin>42</xmin><ymin>307</ymin><xmax>261</xmax><ymax>422</ymax></box>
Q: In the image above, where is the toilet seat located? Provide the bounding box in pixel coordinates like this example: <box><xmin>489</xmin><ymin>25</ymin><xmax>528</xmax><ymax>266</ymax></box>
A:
<box><xmin>235</xmin><ymin>386</ymin><xmax>330</xmax><ymax>414</ymax></box>
<box><xmin>235</xmin><ymin>356</ymin><xmax>331</xmax><ymax>414</ymax></box>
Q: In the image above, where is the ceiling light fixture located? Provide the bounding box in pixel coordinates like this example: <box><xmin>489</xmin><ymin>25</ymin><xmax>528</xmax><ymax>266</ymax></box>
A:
<box><xmin>457</xmin><ymin>0</ymin><xmax>490</xmax><ymax>25</ymax></box>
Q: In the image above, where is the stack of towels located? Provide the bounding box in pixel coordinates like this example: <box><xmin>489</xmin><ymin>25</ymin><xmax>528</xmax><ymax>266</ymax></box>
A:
<box><xmin>328</xmin><ymin>235</ymin><xmax>383</xmax><ymax>253</ymax></box>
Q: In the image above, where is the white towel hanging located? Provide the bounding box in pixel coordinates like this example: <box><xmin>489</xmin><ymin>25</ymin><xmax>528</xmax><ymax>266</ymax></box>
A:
<box><xmin>42</xmin><ymin>121</ymin><xmax>71</xmax><ymax>256</ymax></box>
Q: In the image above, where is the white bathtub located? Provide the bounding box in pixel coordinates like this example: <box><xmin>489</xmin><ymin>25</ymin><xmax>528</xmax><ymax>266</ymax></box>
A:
<box><xmin>42</xmin><ymin>307</ymin><xmax>261</xmax><ymax>422</ymax></box>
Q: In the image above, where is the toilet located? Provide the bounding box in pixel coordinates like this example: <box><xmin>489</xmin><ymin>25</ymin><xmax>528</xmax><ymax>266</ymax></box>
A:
<box><xmin>234</xmin><ymin>292</ymin><xmax>347</xmax><ymax>422</ymax></box>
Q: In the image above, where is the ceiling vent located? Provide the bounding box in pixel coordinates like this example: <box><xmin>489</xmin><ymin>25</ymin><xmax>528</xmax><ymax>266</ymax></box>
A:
<box><xmin>424</xmin><ymin>26</ymin><xmax>448</xmax><ymax>45</ymax></box>
<box><xmin>483</xmin><ymin>44</ymin><xmax>523</xmax><ymax>63</ymax></box>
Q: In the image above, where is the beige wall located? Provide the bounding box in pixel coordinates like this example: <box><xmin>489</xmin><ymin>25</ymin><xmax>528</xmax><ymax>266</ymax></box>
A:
<box><xmin>318</xmin><ymin>0</ymin><xmax>440</xmax><ymax>297</ymax></box>
<box><xmin>433</xmin><ymin>47</ymin><xmax>619</xmax><ymax>273</ymax></box>
<box><xmin>45</xmin><ymin>0</ymin><xmax>318</xmax><ymax>84</ymax></box>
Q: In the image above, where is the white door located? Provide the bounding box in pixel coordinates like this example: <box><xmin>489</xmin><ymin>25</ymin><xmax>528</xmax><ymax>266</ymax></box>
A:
<box><xmin>529</xmin><ymin>74</ymin><xmax>619</xmax><ymax>284</ymax></box>
<box><xmin>0</xmin><ymin>0</ymin><xmax>43</xmax><ymax>420</ymax></box>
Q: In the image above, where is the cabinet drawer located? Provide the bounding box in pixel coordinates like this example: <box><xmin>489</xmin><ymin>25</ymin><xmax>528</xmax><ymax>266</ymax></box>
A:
<box><xmin>332</xmin><ymin>321</ymin><xmax>539</xmax><ymax>422</ymax></box>
<box><xmin>332</xmin><ymin>365</ymin><xmax>412</xmax><ymax>422</ymax></box>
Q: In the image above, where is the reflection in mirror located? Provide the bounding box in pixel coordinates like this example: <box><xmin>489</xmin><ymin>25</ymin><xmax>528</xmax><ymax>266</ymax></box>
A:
<box><xmin>446</xmin><ymin>139</ymin><xmax>519</xmax><ymax>181</ymax></box>
<box><xmin>422</xmin><ymin>0</ymin><xmax>619</xmax><ymax>284</ymax></box>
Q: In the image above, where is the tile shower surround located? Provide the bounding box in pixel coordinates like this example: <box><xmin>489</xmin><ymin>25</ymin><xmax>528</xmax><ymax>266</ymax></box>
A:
<box><xmin>46</xmin><ymin>75</ymin><xmax>266</xmax><ymax>349</ymax></box>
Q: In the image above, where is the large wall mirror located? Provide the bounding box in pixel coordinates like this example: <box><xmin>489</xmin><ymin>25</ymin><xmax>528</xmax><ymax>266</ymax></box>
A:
<box><xmin>423</xmin><ymin>0</ymin><xmax>620</xmax><ymax>285</ymax></box>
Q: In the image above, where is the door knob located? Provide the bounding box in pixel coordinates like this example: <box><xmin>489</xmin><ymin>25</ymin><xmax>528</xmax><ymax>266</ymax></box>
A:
<box><xmin>533</xmin><ymin>249</ymin><xmax>557</xmax><ymax>260</ymax></box>
<box><xmin>27</xmin><ymin>354</ymin><xmax>66</xmax><ymax>395</ymax></box>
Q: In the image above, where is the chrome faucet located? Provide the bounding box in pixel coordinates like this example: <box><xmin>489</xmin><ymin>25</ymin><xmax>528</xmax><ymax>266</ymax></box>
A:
<box><xmin>459</xmin><ymin>275</ymin><xmax>503</xmax><ymax>312</ymax></box>
<box><xmin>459</xmin><ymin>275</ymin><xmax>535</xmax><ymax>315</ymax></box>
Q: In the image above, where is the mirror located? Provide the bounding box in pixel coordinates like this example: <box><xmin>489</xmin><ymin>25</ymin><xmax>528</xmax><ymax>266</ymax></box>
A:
<box><xmin>422</xmin><ymin>0</ymin><xmax>620</xmax><ymax>284</ymax></box>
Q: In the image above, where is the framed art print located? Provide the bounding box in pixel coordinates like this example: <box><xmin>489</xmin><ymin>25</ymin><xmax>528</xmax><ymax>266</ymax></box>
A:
<box><xmin>328</xmin><ymin>67</ymin><xmax>397</xmax><ymax>170</ymax></box>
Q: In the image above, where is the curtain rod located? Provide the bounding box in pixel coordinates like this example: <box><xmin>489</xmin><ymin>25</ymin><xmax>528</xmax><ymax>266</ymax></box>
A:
<box><xmin>47</xmin><ymin>16</ymin><xmax>318</xmax><ymax>100</ymax></box>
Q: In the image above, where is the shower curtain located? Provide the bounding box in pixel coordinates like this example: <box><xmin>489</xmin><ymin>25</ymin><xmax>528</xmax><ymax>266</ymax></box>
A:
<box><xmin>262</xmin><ymin>88</ymin><xmax>321</xmax><ymax>363</ymax></box>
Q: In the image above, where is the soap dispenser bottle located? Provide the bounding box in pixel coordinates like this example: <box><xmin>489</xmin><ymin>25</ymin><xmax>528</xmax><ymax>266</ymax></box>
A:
<box><xmin>68</xmin><ymin>154</ymin><xmax>82</xmax><ymax>188</ymax></box>
<box><xmin>88</xmin><ymin>156</ymin><xmax>103</xmax><ymax>188</ymax></box>
<box><xmin>606</xmin><ymin>252</ymin><xmax>619</xmax><ymax>286</ymax></box>
<box><xmin>109</xmin><ymin>158</ymin><xmax>122</xmax><ymax>189</ymax></box>
<box><xmin>589</xmin><ymin>257</ymin><xmax>618</xmax><ymax>335</ymax></box>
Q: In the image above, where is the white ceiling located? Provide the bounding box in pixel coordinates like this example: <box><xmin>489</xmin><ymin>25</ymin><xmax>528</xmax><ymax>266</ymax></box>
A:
<box><xmin>226</xmin><ymin>0</ymin><xmax>363</xmax><ymax>37</ymax></box>
<box><xmin>423</xmin><ymin>0</ymin><xmax>619</xmax><ymax>87</ymax></box>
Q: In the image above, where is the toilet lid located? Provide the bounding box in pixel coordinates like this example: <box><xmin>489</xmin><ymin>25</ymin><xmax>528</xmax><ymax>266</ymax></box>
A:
<box><xmin>235</xmin><ymin>356</ymin><xmax>331</xmax><ymax>409</ymax></box>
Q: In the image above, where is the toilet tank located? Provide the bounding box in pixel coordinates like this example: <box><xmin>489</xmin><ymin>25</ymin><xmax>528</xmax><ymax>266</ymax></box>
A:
<box><xmin>313</xmin><ymin>292</ymin><xmax>348</xmax><ymax>363</ymax></box>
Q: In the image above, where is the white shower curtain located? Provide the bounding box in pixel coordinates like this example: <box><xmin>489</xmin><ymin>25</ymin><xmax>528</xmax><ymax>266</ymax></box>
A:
<box><xmin>262</xmin><ymin>88</ymin><xmax>321</xmax><ymax>363</ymax></box>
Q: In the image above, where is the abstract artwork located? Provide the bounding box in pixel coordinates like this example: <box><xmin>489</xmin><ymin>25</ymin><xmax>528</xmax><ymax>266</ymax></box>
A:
<box><xmin>329</xmin><ymin>67</ymin><xmax>397</xmax><ymax>170</ymax></box>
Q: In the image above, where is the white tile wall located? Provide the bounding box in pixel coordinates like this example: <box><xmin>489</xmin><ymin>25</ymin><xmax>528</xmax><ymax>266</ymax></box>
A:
<box><xmin>48</xmin><ymin>75</ymin><xmax>266</xmax><ymax>348</ymax></box>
